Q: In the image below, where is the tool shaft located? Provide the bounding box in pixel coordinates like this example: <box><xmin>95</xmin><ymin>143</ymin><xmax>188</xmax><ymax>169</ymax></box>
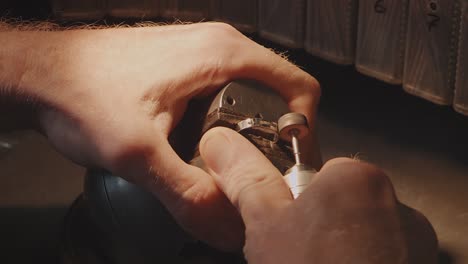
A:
<box><xmin>289</xmin><ymin>129</ymin><xmax>302</xmax><ymax>165</ymax></box>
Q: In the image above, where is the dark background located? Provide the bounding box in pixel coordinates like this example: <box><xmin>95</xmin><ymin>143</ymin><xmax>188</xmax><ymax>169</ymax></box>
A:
<box><xmin>0</xmin><ymin>1</ymin><xmax>467</xmax><ymax>263</ymax></box>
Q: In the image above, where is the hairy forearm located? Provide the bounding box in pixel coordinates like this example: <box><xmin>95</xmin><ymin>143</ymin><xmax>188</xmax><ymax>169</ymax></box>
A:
<box><xmin>0</xmin><ymin>21</ymin><xmax>169</xmax><ymax>132</ymax></box>
<box><xmin>1</xmin><ymin>30</ymin><xmax>42</xmax><ymax>130</ymax></box>
<box><xmin>0</xmin><ymin>30</ymin><xmax>52</xmax><ymax>131</ymax></box>
<box><xmin>1</xmin><ymin>31</ymin><xmax>29</xmax><ymax>95</ymax></box>
<box><xmin>0</xmin><ymin>25</ymin><xmax>74</xmax><ymax>131</ymax></box>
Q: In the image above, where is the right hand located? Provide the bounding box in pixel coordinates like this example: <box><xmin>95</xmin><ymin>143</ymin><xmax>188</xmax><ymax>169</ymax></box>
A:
<box><xmin>200</xmin><ymin>127</ymin><xmax>438</xmax><ymax>263</ymax></box>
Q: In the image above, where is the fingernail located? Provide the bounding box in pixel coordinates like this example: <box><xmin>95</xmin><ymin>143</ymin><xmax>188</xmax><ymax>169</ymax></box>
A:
<box><xmin>200</xmin><ymin>128</ymin><xmax>233</xmax><ymax>175</ymax></box>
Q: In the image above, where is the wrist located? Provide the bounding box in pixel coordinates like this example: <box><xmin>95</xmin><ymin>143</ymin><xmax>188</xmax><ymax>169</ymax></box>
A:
<box><xmin>0</xmin><ymin>30</ymin><xmax>66</xmax><ymax>131</ymax></box>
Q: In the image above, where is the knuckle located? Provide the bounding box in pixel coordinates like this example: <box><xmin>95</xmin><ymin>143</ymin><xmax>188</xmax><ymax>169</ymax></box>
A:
<box><xmin>288</xmin><ymin>72</ymin><xmax>321</xmax><ymax>107</ymax></box>
<box><xmin>196</xmin><ymin>22</ymin><xmax>242</xmax><ymax>47</ymax></box>
<box><xmin>308</xmin><ymin>76</ymin><xmax>321</xmax><ymax>97</ymax></box>
<box><xmin>322</xmin><ymin>157</ymin><xmax>355</xmax><ymax>168</ymax></box>
<box><xmin>302</xmin><ymin>74</ymin><xmax>321</xmax><ymax>100</ymax></box>
<box><xmin>320</xmin><ymin>160</ymin><xmax>397</xmax><ymax>206</ymax></box>
<box><xmin>225</xmin><ymin>166</ymin><xmax>275</xmax><ymax>206</ymax></box>
<box><xmin>348</xmin><ymin>162</ymin><xmax>393</xmax><ymax>195</ymax></box>
<box><xmin>227</xmin><ymin>172</ymin><xmax>261</xmax><ymax>202</ymax></box>
<box><xmin>106</xmin><ymin>133</ymin><xmax>154</xmax><ymax>176</ymax></box>
<box><xmin>191</xmin><ymin>22</ymin><xmax>243</xmax><ymax>73</ymax></box>
<box><xmin>201</xmin><ymin>22</ymin><xmax>241</xmax><ymax>37</ymax></box>
<box><xmin>353</xmin><ymin>162</ymin><xmax>392</xmax><ymax>189</ymax></box>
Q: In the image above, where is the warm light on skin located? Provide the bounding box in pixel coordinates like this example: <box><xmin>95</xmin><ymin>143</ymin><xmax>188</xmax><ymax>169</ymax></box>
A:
<box><xmin>0</xmin><ymin>19</ymin><xmax>437</xmax><ymax>263</ymax></box>
<box><xmin>0</xmin><ymin>21</ymin><xmax>321</xmax><ymax>253</ymax></box>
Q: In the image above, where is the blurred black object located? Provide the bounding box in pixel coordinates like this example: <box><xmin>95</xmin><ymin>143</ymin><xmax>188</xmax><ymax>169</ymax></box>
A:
<box><xmin>61</xmin><ymin>172</ymin><xmax>245</xmax><ymax>264</ymax></box>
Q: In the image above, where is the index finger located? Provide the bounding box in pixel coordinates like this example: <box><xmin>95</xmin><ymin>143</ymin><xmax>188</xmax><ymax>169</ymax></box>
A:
<box><xmin>173</xmin><ymin>22</ymin><xmax>322</xmax><ymax>168</ymax></box>
<box><xmin>223</xmin><ymin>29</ymin><xmax>322</xmax><ymax>167</ymax></box>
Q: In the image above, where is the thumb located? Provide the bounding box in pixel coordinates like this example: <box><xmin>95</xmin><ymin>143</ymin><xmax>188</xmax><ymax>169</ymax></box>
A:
<box><xmin>200</xmin><ymin>127</ymin><xmax>293</xmax><ymax>224</ymax></box>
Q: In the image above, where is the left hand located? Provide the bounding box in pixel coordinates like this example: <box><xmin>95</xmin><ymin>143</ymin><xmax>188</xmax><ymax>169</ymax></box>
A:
<box><xmin>4</xmin><ymin>22</ymin><xmax>321</xmax><ymax>250</ymax></box>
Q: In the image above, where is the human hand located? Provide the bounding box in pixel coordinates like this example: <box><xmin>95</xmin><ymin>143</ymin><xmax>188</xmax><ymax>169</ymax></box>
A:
<box><xmin>200</xmin><ymin>127</ymin><xmax>438</xmax><ymax>263</ymax></box>
<box><xmin>3</xmin><ymin>22</ymin><xmax>320</xmax><ymax>250</ymax></box>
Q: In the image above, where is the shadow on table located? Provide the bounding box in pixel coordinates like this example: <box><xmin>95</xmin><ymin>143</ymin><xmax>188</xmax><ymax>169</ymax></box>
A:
<box><xmin>0</xmin><ymin>207</ymin><xmax>69</xmax><ymax>264</ymax></box>
<box><xmin>439</xmin><ymin>249</ymin><xmax>457</xmax><ymax>264</ymax></box>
